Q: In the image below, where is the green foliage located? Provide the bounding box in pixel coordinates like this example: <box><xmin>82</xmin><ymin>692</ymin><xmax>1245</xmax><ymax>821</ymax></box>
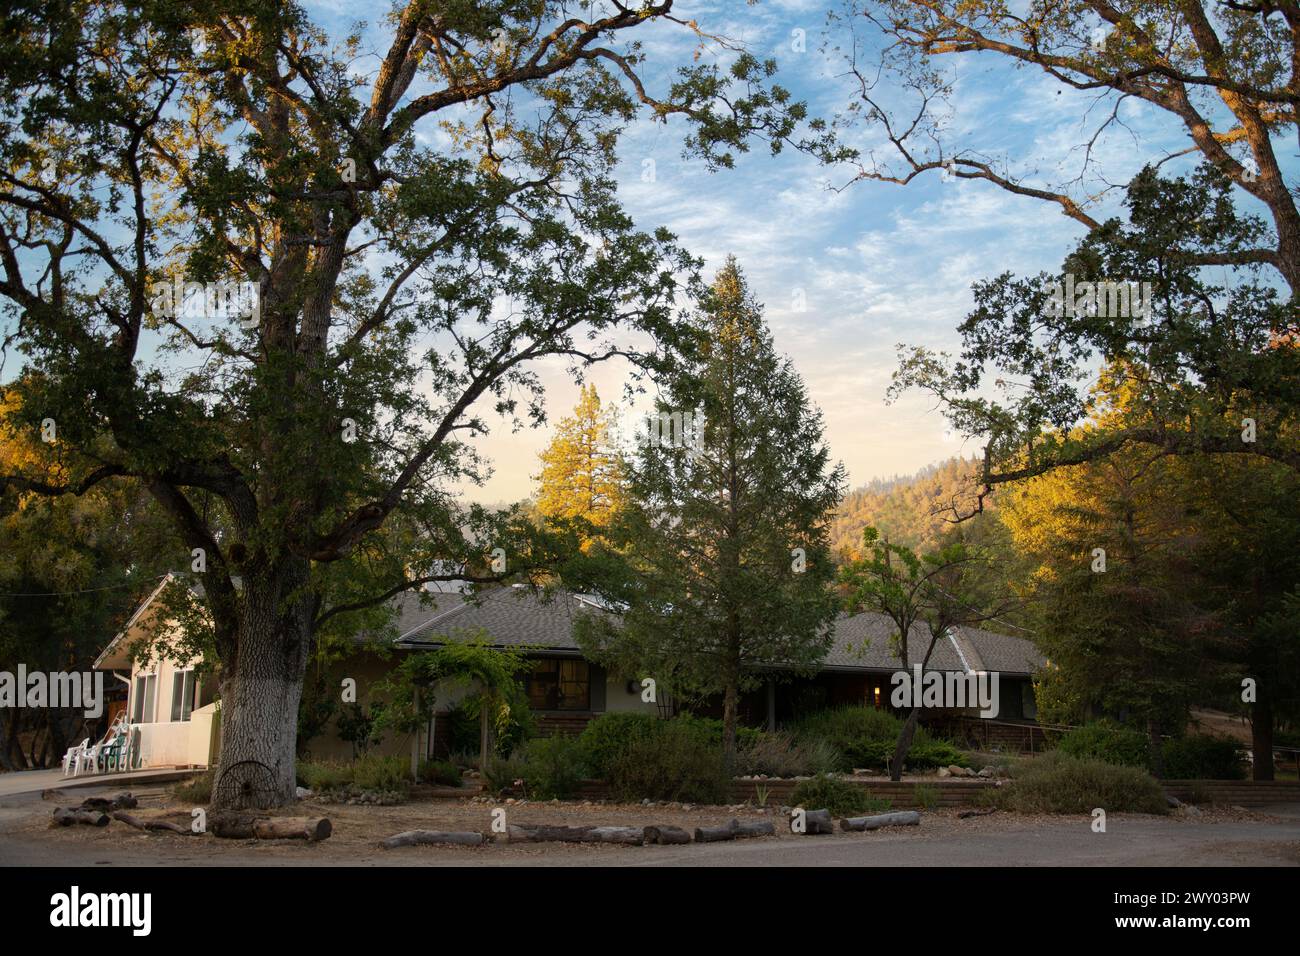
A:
<box><xmin>298</xmin><ymin>755</ymin><xmax>411</xmax><ymax>798</ymax></box>
<box><xmin>0</xmin><ymin>2</ymin><xmax>801</xmax><ymax>795</ymax></box>
<box><xmin>830</xmin><ymin>456</ymin><xmax>995</xmax><ymax>555</ymax></box>
<box><xmin>572</xmin><ymin>261</ymin><xmax>845</xmax><ymax>759</ymax></box>
<box><xmin>515</xmin><ymin>737</ymin><xmax>587</xmax><ymax>800</ymax></box>
<box><xmin>1161</xmin><ymin>736</ymin><xmax>1246</xmax><ymax>781</ymax></box>
<box><xmin>788</xmin><ymin>707</ymin><xmax>967</xmax><ymax>772</ymax></box>
<box><xmin>416</xmin><ymin>759</ymin><xmax>463</xmax><ymax>787</ymax></box>
<box><xmin>605</xmin><ymin>722</ymin><xmax>731</xmax><ymax>805</ymax></box>
<box><xmin>996</xmin><ymin>752</ymin><xmax>1168</xmax><ymax>815</ymax></box>
<box><xmin>1057</xmin><ymin>721</ymin><xmax>1150</xmax><ymax>768</ymax></box>
<box><xmin>481</xmin><ymin>754</ymin><xmax>529</xmax><ymax>797</ymax></box>
<box><xmin>335</xmin><ymin>703</ymin><xmax>385</xmax><ymax>759</ymax></box>
<box><xmin>790</xmin><ymin>774</ymin><xmax>890</xmax><ymax>816</ymax></box>
<box><xmin>575</xmin><ymin>713</ymin><xmax>667</xmax><ymax>779</ymax></box>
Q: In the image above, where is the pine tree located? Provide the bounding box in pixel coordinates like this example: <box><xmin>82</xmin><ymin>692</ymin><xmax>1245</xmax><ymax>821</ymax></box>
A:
<box><xmin>534</xmin><ymin>384</ymin><xmax>625</xmax><ymax>548</ymax></box>
<box><xmin>577</xmin><ymin>259</ymin><xmax>845</xmax><ymax>764</ymax></box>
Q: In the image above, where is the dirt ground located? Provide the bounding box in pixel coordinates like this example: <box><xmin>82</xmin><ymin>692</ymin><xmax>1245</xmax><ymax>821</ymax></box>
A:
<box><xmin>2</xmin><ymin>780</ymin><xmax>1298</xmax><ymax>866</ymax></box>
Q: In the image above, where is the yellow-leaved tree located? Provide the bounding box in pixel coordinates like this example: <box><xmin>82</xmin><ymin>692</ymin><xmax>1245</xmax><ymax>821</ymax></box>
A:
<box><xmin>534</xmin><ymin>384</ymin><xmax>625</xmax><ymax>548</ymax></box>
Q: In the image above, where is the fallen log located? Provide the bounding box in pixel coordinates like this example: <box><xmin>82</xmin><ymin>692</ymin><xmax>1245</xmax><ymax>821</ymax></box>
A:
<box><xmin>79</xmin><ymin>792</ymin><xmax>138</xmax><ymax>812</ymax></box>
<box><xmin>111</xmin><ymin>810</ymin><xmax>190</xmax><ymax>834</ymax></box>
<box><xmin>50</xmin><ymin>807</ymin><xmax>109</xmax><ymax>828</ymax></box>
<box><xmin>793</xmin><ymin>808</ymin><xmax>834</xmax><ymax>835</ymax></box>
<box><xmin>643</xmin><ymin>825</ymin><xmax>692</xmax><ymax>845</ymax></box>
<box><xmin>209</xmin><ymin>812</ymin><xmax>332</xmax><ymax>842</ymax></box>
<box><xmin>839</xmin><ymin>810</ymin><xmax>921</xmax><ymax>832</ymax></box>
<box><xmin>694</xmin><ymin>818</ymin><xmax>775</xmax><ymax>843</ymax></box>
<box><xmin>380</xmin><ymin>829</ymin><xmax>485</xmax><ymax>849</ymax></box>
<box><xmin>504</xmin><ymin>824</ymin><xmax>644</xmax><ymax>845</ymax></box>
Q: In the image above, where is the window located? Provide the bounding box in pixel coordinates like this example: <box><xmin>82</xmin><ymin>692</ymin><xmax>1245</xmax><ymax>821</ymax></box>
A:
<box><xmin>525</xmin><ymin>659</ymin><xmax>590</xmax><ymax>711</ymax></box>
<box><xmin>132</xmin><ymin>673</ymin><xmax>157</xmax><ymax>723</ymax></box>
<box><xmin>171</xmin><ymin>670</ymin><xmax>197</xmax><ymax>722</ymax></box>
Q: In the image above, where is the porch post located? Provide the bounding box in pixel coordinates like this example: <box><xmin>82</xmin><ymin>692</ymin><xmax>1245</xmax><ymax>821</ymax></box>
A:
<box><xmin>766</xmin><ymin>679</ymin><xmax>776</xmax><ymax>733</ymax></box>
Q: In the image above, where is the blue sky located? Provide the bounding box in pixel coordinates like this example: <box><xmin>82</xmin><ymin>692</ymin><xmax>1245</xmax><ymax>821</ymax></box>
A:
<box><xmin>407</xmin><ymin>0</ymin><xmax>1278</xmax><ymax>504</ymax></box>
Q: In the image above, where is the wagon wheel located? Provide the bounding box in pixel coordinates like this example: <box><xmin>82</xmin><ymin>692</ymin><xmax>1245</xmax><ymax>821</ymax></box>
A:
<box><xmin>213</xmin><ymin>759</ymin><xmax>278</xmax><ymax>809</ymax></box>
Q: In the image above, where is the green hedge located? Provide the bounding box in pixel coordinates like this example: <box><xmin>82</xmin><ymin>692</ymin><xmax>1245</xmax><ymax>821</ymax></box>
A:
<box><xmin>1056</xmin><ymin>721</ymin><xmax>1150</xmax><ymax>767</ymax></box>
<box><xmin>1162</xmin><ymin>735</ymin><xmax>1246</xmax><ymax>780</ymax></box>
<box><xmin>997</xmin><ymin>752</ymin><xmax>1168</xmax><ymax>814</ymax></box>
<box><xmin>1057</xmin><ymin>722</ymin><xmax>1247</xmax><ymax>779</ymax></box>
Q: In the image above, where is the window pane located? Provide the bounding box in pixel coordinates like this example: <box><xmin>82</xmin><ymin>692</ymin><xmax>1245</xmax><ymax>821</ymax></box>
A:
<box><xmin>557</xmin><ymin>660</ymin><xmax>589</xmax><ymax>711</ymax></box>
<box><xmin>526</xmin><ymin>660</ymin><xmax>559</xmax><ymax>710</ymax></box>
<box><xmin>141</xmin><ymin>675</ymin><xmax>156</xmax><ymax>723</ymax></box>
<box><xmin>181</xmin><ymin>672</ymin><xmax>195</xmax><ymax>721</ymax></box>
<box><xmin>132</xmin><ymin>677</ymin><xmax>146</xmax><ymax>722</ymax></box>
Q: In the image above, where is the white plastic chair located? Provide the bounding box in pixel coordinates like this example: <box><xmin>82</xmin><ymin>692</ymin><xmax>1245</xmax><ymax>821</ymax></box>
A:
<box><xmin>74</xmin><ymin>740</ymin><xmax>104</xmax><ymax>777</ymax></box>
<box><xmin>62</xmin><ymin>738</ymin><xmax>89</xmax><ymax>777</ymax></box>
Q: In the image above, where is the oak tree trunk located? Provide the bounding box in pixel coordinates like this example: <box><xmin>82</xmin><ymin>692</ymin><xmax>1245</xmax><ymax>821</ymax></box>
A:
<box><xmin>210</xmin><ymin>576</ymin><xmax>314</xmax><ymax>810</ymax></box>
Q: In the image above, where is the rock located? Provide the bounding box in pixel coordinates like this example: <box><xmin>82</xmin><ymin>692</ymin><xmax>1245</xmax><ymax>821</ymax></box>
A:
<box><xmin>1165</xmin><ymin>794</ymin><xmax>1183</xmax><ymax>808</ymax></box>
<box><xmin>977</xmin><ymin>768</ymin><xmax>994</xmax><ymax>778</ymax></box>
<box><xmin>1183</xmin><ymin>804</ymin><xmax>1203</xmax><ymax>817</ymax></box>
<box><xmin>947</xmin><ymin>765</ymin><xmax>967</xmax><ymax>777</ymax></box>
<box><xmin>296</xmin><ymin>786</ymin><xmax>313</xmax><ymax>799</ymax></box>
<box><xmin>938</xmin><ymin>767</ymin><xmax>950</xmax><ymax>778</ymax></box>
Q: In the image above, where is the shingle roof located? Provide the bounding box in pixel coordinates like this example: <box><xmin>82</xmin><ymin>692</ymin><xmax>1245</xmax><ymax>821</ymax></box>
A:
<box><xmin>950</xmin><ymin>623</ymin><xmax>1044</xmax><ymax>676</ymax></box>
<box><xmin>825</xmin><ymin>612</ymin><xmax>967</xmax><ymax>672</ymax></box>
<box><xmin>394</xmin><ymin>585</ymin><xmax>607</xmax><ymax>652</ymax></box>
<box><xmin>388</xmin><ymin>586</ymin><xmax>1046</xmax><ymax>677</ymax></box>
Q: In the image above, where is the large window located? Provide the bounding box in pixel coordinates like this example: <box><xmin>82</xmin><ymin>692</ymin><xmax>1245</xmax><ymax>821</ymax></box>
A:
<box><xmin>132</xmin><ymin>673</ymin><xmax>157</xmax><ymax>723</ymax></box>
<box><xmin>170</xmin><ymin>670</ymin><xmax>198</xmax><ymax>722</ymax></box>
<box><xmin>525</xmin><ymin>659</ymin><xmax>590</xmax><ymax>711</ymax></box>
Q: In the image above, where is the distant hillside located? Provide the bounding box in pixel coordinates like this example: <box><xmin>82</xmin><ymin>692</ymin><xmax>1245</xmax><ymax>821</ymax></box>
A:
<box><xmin>829</xmin><ymin>456</ymin><xmax>992</xmax><ymax>556</ymax></box>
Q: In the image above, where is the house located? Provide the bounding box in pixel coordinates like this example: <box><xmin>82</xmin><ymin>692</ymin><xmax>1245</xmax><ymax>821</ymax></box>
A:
<box><xmin>93</xmin><ymin>575</ymin><xmax>1048</xmax><ymax>771</ymax></box>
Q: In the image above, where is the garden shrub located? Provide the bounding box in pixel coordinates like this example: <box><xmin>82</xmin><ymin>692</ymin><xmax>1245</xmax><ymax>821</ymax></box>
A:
<box><xmin>790</xmin><ymin>774</ymin><xmax>890</xmax><ymax>816</ymax></box>
<box><xmin>417</xmin><ymin>759</ymin><xmax>463</xmax><ymax>787</ymax></box>
<box><xmin>605</xmin><ymin>722</ymin><xmax>730</xmax><ymax>804</ymax></box>
<box><xmin>997</xmin><ymin>751</ymin><xmax>1167</xmax><ymax>814</ymax></box>
<box><xmin>789</xmin><ymin>707</ymin><xmax>967</xmax><ymax>771</ymax></box>
<box><xmin>481</xmin><ymin>753</ymin><xmax>528</xmax><ymax>796</ymax></box>
<box><xmin>1161</xmin><ymin>735</ymin><xmax>1246</xmax><ymax>780</ymax></box>
<box><xmin>298</xmin><ymin>759</ymin><xmax>353</xmax><ymax>793</ymax></box>
<box><xmin>1056</xmin><ymin>720</ymin><xmax>1149</xmax><ymax>768</ymax></box>
<box><xmin>350</xmin><ymin>754</ymin><xmax>410</xmax><ymax>793</ymax></box>
<box><xmin>737</xmin><ymin>731</ymin><xmax>817</xmax><ymax>777</ymax></box>
<box><xmin>516</xmin><ymin>736</ymin><xmax>586</xmax><ymax>799</ymax></box>
<box><xmin>576</xmin><ymin>712</ymin><xmax>664</xmax><ymax>779</ymax></box>
<box><xmin>298</xmin><ymin>755</ymin><xmax>411</xmax><ymax>798</ymax></box>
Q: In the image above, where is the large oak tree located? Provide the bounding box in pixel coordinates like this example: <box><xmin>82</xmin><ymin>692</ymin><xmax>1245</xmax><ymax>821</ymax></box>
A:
<box><xmin>0</xmin><ymin>1</ymin><xmax>799</xmax><ymax>807</ymax></box>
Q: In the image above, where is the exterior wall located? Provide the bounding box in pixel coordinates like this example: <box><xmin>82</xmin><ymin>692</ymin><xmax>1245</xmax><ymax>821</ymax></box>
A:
<box><xmin>602</xmin><ymin>671</ymin><xmax>659</xmax><ymax>714</ymax></box>
<box><xmin>122</xmin><ymin>623</ymin><xmax>215</xmax><ymax>768</ymax></box>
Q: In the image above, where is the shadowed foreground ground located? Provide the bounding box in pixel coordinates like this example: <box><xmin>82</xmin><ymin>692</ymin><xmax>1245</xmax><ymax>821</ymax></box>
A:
<box><xmin>1</xmin><ymin>782</ymin><xmax>1297</xmax><ymax>867</ymax></box>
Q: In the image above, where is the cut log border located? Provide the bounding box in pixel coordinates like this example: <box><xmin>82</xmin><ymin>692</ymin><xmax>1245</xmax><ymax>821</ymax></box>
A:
<box><xmin>380</xmin><ymin>830</ymin><xmax>485</xmax><ymax>849</ymax></box>
<box><xmin>209</xmin><ymin>812</ymin><xmax>332</xmax><ymax>842</ymax></box>
<box><xmin>839</xmin><ymin>810</ymin><xmax>922</xmax><ymax>832</ymax></box>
